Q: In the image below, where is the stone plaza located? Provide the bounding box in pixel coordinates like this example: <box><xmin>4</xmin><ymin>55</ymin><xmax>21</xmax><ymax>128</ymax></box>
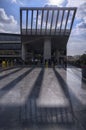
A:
<box><xmin>0</xmin><ymin>66</ymin><xmax>86</xmax><ymax>130</ymax></box>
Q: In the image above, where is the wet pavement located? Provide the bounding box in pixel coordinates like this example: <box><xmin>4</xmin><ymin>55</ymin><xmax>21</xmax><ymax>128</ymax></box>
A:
<box><xmin>0</xmin><ymin>66</ymin><xmax>86</xmax><ymax>130</ymax></box>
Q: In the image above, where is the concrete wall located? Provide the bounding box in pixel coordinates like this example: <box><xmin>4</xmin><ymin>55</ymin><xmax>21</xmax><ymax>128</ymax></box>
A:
<box><xmin>22</xmin><ymin>43</ymin><xmax>27</xmax><ymax>61</ymax></box>
<box><xmin>44</xmin><ymin>38</ymin><xmax>51</xmax><ymax>60</ymax></box>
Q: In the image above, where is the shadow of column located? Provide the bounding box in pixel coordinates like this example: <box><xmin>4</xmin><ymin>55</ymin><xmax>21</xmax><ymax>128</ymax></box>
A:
<box><xmin>20</xmin><ymin>67</ymin><xmax>75</xmax><ymax>125</ymax></box>
<box><xmin>20</xmin><ymin>68</ymin><xmax>44</xmax><ymax>123</ymax></box>
<box><xmin>0</xmin><ymin>67</ymin><xmax>23</xmax><ymax>80</ymax></box>
<box><xmin>0</xmin><ymin>67</ymin><xmax>35</xmax><ymax>98</ymax></box>
<box><xmin>53</xmin><ymin>68</ymin><xmax>74</xmax><ymax>121</ymax></box>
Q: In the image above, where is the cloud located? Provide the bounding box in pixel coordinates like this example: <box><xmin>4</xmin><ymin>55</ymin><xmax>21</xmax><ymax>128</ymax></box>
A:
<box><xmin>71</xmin><ymin>2</ymin><xmax>86</xmax><ymax>39</ymax></box>
<box><xmin>67</xmin><ymin>38</ymin><xmax>86</xmax><ymax>56</ymax></box>
<box><xmin>76</xmin><ymin>3</ymin><xmax>86</xmax><ymax>29</ymax></box>
<box><xmin>0</xmin><ymin>8</ymin><xmax>19</xmax><ymax>33</ymax></box>
<box><xmin>0</xmin><ymin>8</ymin><xmax>17</xmax><ymax>24</ymax></box>
<box><xmin>46</xmin><ymin>0</ymin><xmax>68</xmax><ymax>7</ymax></box>
<box><xmin>11</xmin><ymin>0</ymin><xmax>24</xmax><ymax>5</ymax></box>
<box><xmin>48</xmin><ymin>0</ymin><xmax>64</xmax><ymax>6</ymax></box>
<box><xmin>66</xmin><ymin>0</ymin><xmax>86</xmax><ymax>7</ymax></box>
<box><xmin>67</xmin><ymin>28</ymin><xmax>86</xmax><ymax>55</ymax></box>
<box><xmin>0</xmin><ymin>23</ymin><xmax>4</xmax><ymax>28</ymax></box>
<box><xmin>66</xmin><ymin>0</ymin><xmax>86</xmax><ymax>55</ymax></box>
<box><xmin>32</xmin><ymin>5</ymin><xmax>73</xmax><ymax>30</ymax></box>
<box><xmin>11</xmin><ymin>0</ymin><xmax>17</xmax><ymax>4</ymax></box>
<box><xmin>77</xmin><ymin>22</ymin><xmax>86</xmax><ymax>29</ymax></box>
<box><xmin>67</xmin><ymin>27</ymin><xmax>86</xmax><ymax>56</ymax></box>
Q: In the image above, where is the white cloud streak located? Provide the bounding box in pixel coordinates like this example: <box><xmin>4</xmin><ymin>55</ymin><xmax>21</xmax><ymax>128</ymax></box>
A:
<box><xmin>66</xmin><ymin>0</ymin><xmax>86</xmax><ymax>55</ymax></box>
<box><xmin>0</xmin><ymin>8</ymin><xmax>17</xmax><ymax>24</ymax></box>
<box><xmin>67</xmin><ymin>27</ymin><xmax>86</xmax><ymax>56</ymax></box>
<box><xmin>0</xmin><ymin>8</ymin><xmax>19</xmax><ymax>33</ymax></box>
<box><xmin>11</xmin><ymin>0</ymin><xmax>17</xmax><ymax>4</ymax></box>
<box><xmin>66</xmin><ymin>0</ymin><xmax>86</xmax><ymax>7</ymax></box>
<box><xmin>48</xmin><ymin>0</ymin><xmax>64</xmax><ymax>6</ymax></box>
<box><xmin>11</xmin><ymin>0</ymin><xmax>24</xmax><ymax>5</ymax></box>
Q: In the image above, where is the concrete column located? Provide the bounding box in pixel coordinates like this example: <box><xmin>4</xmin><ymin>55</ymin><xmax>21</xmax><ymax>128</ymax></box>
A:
<box><xmin>44</xmin><ymin>38</ymin><xmax>51</xmax><ymax>61</ymax></box>
<box><xmin>56</xmin><ymin>50</ymin><xmax>60</xmax><ymax>64</ymax></box>
<box><xmin>22</xmin><ymin>43</ymin><xmax>27</xmax><ymax>61</ymax></box>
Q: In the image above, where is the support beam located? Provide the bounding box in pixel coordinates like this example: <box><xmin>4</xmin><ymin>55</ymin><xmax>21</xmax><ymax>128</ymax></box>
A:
<box><xmin>20</xmin><ymin>9</ymin><xmax>22</xmax><ymax>34</ymax></box>
<box><xmin>31</xmin><ymin>10</ymin><xmax>33</xmax><ymax>34</ymax></box>
<box><xmin>56</xmin><ymin>50</ymin><xmax>60</xmax><ymax>65</ymax></box>
<box><xmin>22</xmin><ymin>43</ymin><xmax>27</xmax><ymax>61</ymax></box>
<box><xmin>59</xmin><ymin>10</ymin><xmax>64</xmax><ymax>34</ymax></box>
<box><xmin>20</xmin><ymin>7</ymin><xmax>77</xmax><ymax>36</ymax></box>
<box><xmin>20</xmin><ymin>7</ymin><xmax>77</xmax><ymax>11</ymax></box>
<box><xmin>36</xmin><ymin>10</ymin><xmax>39</xmax><ymax>34</ymax></box>
<box><xmin>64</xmin><ymin>10</ymin><xmax>70</xmax><ymax>34</ymax></box>
<box><xmin>70</xmin><ymin>9</ymin><xmax>77</xmax><ymax>31</ymax></box>
<box><xmin>26</xmin><ymin>10</ymin><xmax>28</xmax><ymax>34</ymax></box>
<box><xmin>45</xmin><ymin>10</ymin><xmax>49</xmax><ymax>34</ymax></box>
<box><xmin>23</xmin><ymin>37</ymin><xmax>43</xmax><ymax>44</ymax></box>
<box><xmin>50</xmin><ymin>10</ymin><xmax>54</xmax><ymax>35</ymax></box>
<box><xmin>40</xmin><ymin>10</ymin><xmax>44</xmax><ymax>34</ymax></box>
<box><xmin>54</xmin><ymin>10</ymin><xmax>59</xmax><ymax>34</ymax></box>
<box><xmin>44</xmin><ymin>38</ymin><xmax>51</xmax><ymax>60</ymax></box>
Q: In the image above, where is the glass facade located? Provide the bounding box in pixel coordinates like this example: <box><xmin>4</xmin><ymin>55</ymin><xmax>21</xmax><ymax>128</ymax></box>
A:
<box><xmin>0</xmin><ymin>50</ymin><xmax>21</xmax><ymax>55</ymax></box>
<box><xmin>0</xmin><ymin>34</ymin><xmax>20</xmax><ymax>41</ymax></box>
<box><xmin>0</xmin><ymin>43</ymin><xmax>21</xmax><ymax>50</ymax></box>
<box><xmin>0</xmin><ymin>34</ymin><xmax>21</xmax><ymax>58</ymax></box>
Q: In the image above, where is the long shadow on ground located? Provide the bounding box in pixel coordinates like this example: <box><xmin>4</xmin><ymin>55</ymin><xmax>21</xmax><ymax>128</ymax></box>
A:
<box><xmin>0</xmin><ymin>67</ymin><xmax>35</xmax><ymax>129</ymax></box>
<box><xmin>20</xmin><ymin>68</ymin><xmax>75</xmax><ymax>127</ymax></box>
<box><xmin>0</xmin><ymin>67</ymin><xmax>23</xmax><ymax>80</ymax></box>
<box><xmin>0</xmin><ymin>67</ymin><xmax>34</xmax><ymax>98</ymax></box>
<box><xmin>0</xmin><ymin>67</ymin><xmax>84</xmax><ymax>130</ymax></box>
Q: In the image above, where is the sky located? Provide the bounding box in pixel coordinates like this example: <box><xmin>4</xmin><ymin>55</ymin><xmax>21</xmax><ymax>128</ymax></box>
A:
<box><xmin>0</xmin><ymin>0</ymin><xmax>86</xmax><ymax>56</ymax></box>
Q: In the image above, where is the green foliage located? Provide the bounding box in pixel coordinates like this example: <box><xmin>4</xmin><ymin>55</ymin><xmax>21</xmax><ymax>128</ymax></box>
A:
<box><xmin>80</xmin><ymin>54</ymin><xmax>86</xmax><ymax>65</ymax></box>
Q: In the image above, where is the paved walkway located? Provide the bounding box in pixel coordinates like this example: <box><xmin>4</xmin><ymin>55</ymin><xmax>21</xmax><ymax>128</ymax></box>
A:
<box><xmin>0</xmin><ymin>66</ymin><xmax>86</xmax><ymax>129</ymax></box>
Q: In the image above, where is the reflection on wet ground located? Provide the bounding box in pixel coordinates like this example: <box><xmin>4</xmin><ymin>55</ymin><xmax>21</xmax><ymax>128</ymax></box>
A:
<box><xmin>0</xmin><ymin>66</ymin><xmax>86</xmax><ymax>129</ymax></box>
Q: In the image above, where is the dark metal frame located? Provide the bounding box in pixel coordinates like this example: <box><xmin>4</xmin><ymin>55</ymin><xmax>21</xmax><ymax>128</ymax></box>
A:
<box><xmin>20</xmin><ymin>7</ymin><xmax>77</xmax><ymax>36</ymax></box>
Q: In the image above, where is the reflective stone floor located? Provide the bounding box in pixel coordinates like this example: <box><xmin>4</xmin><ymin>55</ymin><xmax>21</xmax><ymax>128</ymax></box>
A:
<box><xmin>0</xmin><ymin>66</ymin><xmax>86</xmax><ymax>130</ymax></box>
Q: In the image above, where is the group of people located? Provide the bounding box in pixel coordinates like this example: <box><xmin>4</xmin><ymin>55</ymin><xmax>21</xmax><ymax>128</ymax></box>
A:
<box><xmin>44</xmin><ymin>57</ymin><xmax>67</xmax><ymax>67</ymax></box>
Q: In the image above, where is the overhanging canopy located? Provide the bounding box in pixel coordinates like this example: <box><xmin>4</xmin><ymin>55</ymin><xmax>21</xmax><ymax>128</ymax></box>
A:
<box><xmin>20</xmin><ymin>7</ymin><xmax>77</xmax><ymax>53</ymax></box>
<box><xmin>20</xmin><ymin>7</ymin><xmax>77</xmax><ymax>36</ymax></box>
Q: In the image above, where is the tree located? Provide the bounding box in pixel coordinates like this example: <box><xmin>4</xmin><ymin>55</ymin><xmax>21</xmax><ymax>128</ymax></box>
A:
<box><xmin>80</xmin><ymin>54</ymin><xmax>86</xmax><ymax>66</ymax></box>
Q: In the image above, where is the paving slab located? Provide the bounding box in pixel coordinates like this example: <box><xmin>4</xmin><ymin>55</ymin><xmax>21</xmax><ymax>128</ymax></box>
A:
<box><xmin>0</xmin><ymin>67</ymin><xmax>85</xmax><ymax>130</ymax></box>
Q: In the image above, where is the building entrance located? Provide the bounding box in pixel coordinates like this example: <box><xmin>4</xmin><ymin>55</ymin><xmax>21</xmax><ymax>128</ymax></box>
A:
<box><xmin>20</xmin><ymin>7</ymin><xmax>76</xmax><ymax>66</ymax></box>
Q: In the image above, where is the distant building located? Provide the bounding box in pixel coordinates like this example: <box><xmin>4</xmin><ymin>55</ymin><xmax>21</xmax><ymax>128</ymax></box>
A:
<box><xmin>0</xmin><ymin>33</ymin><xmax>21</xmax><ymax>61</ymax></box>
<box><xmin>67</xmin><ymin>55</ymin><xmax>80</xmax><ymax>62</ymax></box>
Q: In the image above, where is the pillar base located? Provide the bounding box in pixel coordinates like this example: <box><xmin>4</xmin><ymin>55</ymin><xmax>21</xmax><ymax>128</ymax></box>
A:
<box><xmin>44</xmin><ymin>38</ymin><xmax>51</xmax><ymax>61</ymax></box>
